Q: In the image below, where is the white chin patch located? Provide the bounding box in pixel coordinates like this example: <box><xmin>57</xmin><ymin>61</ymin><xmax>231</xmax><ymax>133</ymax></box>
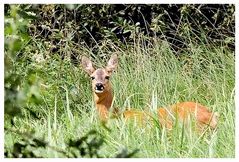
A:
<box><xmin>95</xmin><ymin>90</ymin><xmax>104</xmax><ymax>93</ymax></box>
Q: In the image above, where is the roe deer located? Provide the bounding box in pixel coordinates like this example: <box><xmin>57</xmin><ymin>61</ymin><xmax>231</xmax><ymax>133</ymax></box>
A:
<box><xmin>81</xmin><ymin>54</ymin><xmax>219</xmax><ymax>129</ymax></box>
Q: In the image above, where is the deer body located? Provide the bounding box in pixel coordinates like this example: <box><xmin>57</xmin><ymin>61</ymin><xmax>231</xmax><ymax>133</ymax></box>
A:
<box><xmin>81</xmin><ymin>55</ymin><xmax>218</xmax><ymax>129</ymax></box>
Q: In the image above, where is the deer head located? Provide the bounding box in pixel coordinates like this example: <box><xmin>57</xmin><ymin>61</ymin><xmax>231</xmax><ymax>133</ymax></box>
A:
<box><xmin>81</xmin><ymin>54</ymin><xmax>118</xmax><ymax>94</ymax></box>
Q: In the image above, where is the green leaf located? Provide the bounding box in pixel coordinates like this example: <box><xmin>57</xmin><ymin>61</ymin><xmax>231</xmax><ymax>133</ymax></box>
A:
<box><xmin>17</xmin><ymin>10</ymin><xmax>37</xmax><ymax>20</ymax></box>
<box><xmin>65</xmin><ymin>4</ymin><xmax>76</xmax><ymax>10</ymax></box>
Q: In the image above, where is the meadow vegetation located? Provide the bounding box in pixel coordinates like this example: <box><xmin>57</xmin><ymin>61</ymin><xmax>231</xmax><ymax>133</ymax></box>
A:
<box><xmin>4</xmin><ymin>4</ymin><xmax>235</xmax><ymax>158</ymax></box>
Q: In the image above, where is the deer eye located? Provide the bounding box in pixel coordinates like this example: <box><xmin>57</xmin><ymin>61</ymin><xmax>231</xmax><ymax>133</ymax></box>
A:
<box><xmin>91</xmin><ymin>76</ymin><xmax>95</xmax><ymax>80</ymax></box>
<box><xmin>105</xmin><ymin>76</ymin><xmax>110</xmax><ymax>80</ymax></box>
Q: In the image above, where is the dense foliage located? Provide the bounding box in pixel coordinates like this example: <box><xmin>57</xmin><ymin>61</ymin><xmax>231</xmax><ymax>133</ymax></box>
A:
<box><xmin>5</xmin><ymin>4</ymin><xmax>235</xmax><ymax>58</ymax></box>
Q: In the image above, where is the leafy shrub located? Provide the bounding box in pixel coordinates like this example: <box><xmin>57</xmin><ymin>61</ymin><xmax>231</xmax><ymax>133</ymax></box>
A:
<box><xmin>4</xmin><ymin>4</ymin><xmax>41</xmax><ymax>117</ymax></box>
<box><xmin>5</xmin><ymin>128</ymin><xmax>139</xmax><ymax>158</ymax></box>
<box><xmin>22</xmin><ymin>4</ymin><xmax>235</xmax><ymax>59</ymax></box>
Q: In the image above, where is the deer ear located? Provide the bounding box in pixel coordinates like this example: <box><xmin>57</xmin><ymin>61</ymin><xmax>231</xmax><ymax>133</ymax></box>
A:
<box><xmin>81</xmin><ymin>56</ymin><xmax>95</xmax><ymax>75</ymax></box>
<box><xmin>106</xmin><ymin>54</ymin><xmax>118</xmax><ymax>74</ymax></box>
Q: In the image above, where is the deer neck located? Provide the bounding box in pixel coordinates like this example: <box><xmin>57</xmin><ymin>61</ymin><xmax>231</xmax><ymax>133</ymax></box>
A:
<box><xmin>93</xmin><ymin>85</ymin><xmax>113</xmax><ymax>120</ymax></box>
<box><xmin>94</xmin><ymin>89</ymin><xmax>113</xmax><ymax>109</ymax></box>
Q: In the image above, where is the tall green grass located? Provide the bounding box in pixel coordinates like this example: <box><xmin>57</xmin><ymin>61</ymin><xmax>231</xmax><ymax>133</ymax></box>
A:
<box><xmin>4</xmin><ymin>37</ymin><xmax>235</xmax><ymax>157</ymax></box>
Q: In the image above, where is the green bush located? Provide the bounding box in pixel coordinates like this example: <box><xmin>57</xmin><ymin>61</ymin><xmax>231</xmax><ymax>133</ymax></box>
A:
<box><xmin>4</xmin><ymin>4</ymin><xmax>41</xmax><ymax>117</ymax></box>
<box><xmin>23</xmin><ymin>4</ymin><xmax>235</xmax><ymax>58</ymax></box>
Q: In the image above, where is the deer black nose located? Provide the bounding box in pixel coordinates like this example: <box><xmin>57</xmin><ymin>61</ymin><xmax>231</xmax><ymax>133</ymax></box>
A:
<box><xmin>95</xmin><ymin>83</ymin><xmax>104</xmax><ymax>90</ymax></box>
